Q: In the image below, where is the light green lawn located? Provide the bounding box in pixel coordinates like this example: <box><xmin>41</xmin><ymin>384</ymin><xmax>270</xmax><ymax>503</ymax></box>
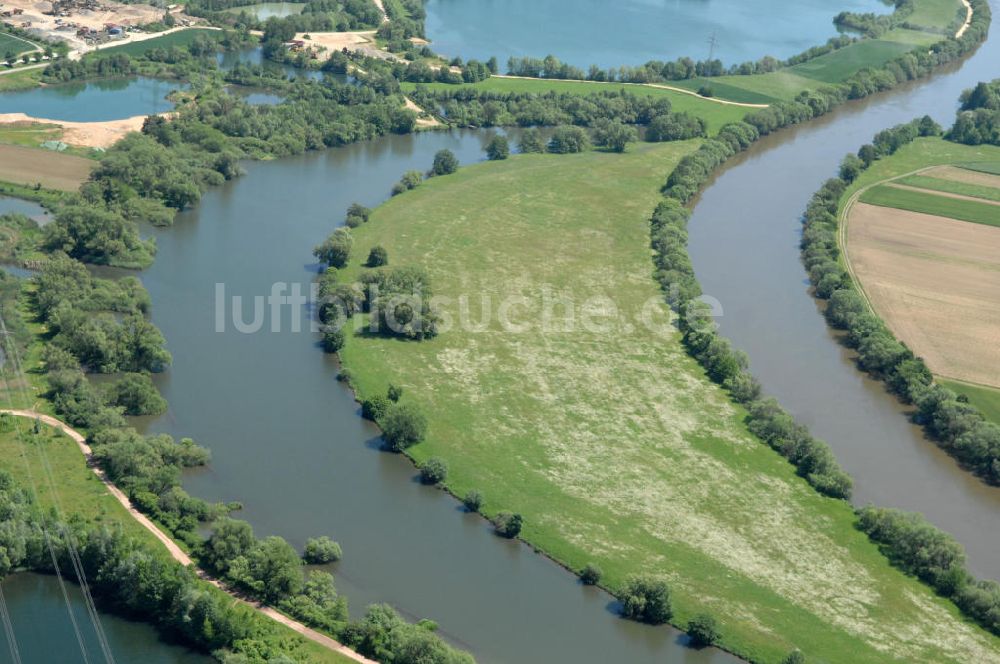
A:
<box><xmin>897</xmin><ymin>173</ymin><xmax>1000</xmax><ymax>201</ymax></box>
<box><xmin>94</xmin><ymin>28</ymin><xmax>220</xmax><ymax>58</ymax></box>
<box><xmin>860</xmin><ymin>184</ymin><xmax>1000</xmax><ymax>227</ymax></box>
<box><xmin>337</xmin><ymin>141</ymin><xmax>1000</xmax><ymax>664</ymax></box>
<box><xmin>402</xmin><ymin>77</ymin><xmax>751</xmax><ymax>133</ymax></box>
<box><xmin>906</xmin><ymin>0</ymin><xmax>965</xmax><ymax>30</ymax></box>
<box><xmin>940</xmin><ymin>380</ymin><xmax>1000</xmax><ymax>425</ymax></box>
<box><xmin>959</xmin><ymin>161</ymin><xmax>1000</xmax><ymax>175</ymax></box>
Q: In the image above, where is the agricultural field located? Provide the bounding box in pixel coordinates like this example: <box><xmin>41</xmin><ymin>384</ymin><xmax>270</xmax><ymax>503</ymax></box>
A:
<box><xmin>0</xmin><ymin>31</ymin><xmax>38</xmax><ymax>58</ymax></box>
<box><xmin>844</xmin><ymin>138</ymin><xmax>1000</xmax><ymax>389</ymax></box>
<box><xmin>95</xmin><ymin>28</ymin><xmax>221</xmax><ymax>58</ymax></box>
<box><xmin>787</xmin><ymin>39</ymin><xmax>917</xmax><ymax>83</ymax></box>
<box><xmin>897</xmin><ymin>170</ymin><xmax>1000</xmax><ymax>201</ymax></box>
<box><xmin>859</xmin><ymin>183</ymin><xmax>1000</xmax><ymax>226</ymax></box>
<box><xmin>336</xmin><ymin>141</ymin><xmax>1000</xmax><ymax>664</ymax></box>
<box><xmin>0</xmin><ymin>144</ymin><xmax>94</xmax><ymax>190</ymax></box>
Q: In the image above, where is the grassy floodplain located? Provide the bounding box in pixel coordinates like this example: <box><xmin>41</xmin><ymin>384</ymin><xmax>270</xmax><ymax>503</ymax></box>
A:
<box><xmin>334</xmin><ymin>141</ymin><xmax>1000</xmax><ymax>663</ymax></box>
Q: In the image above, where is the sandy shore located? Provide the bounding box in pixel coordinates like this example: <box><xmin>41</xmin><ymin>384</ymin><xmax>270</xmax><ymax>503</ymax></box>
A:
<box><xmin>0</xmin><ymin>112</ymin><xmax>146</xmax><ymax>148</ymax></box>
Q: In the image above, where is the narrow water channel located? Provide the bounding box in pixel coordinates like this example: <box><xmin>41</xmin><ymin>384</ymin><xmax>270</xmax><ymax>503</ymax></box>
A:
<box><xmin>687</xmin><ymin>0</ymin><xmax>1000</xmax><ymax>581</ymax></box>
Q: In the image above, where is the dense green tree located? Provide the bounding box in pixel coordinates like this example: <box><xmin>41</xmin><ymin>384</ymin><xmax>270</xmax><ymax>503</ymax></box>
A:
<box><xmin>380</xmin><ymin>402</ymin><xmax>427</xmax><ymax>451</ymax></box>
<box><xmin>314</xmin><ymin>228</ymin><xmax>353</xmax><ymax>268</ymax></box>
<box><xmin>580</xmin><ymin>563</ymin><xmax>602</xmax><ymax>585</ymax></box>
<box><xmin>303</xmin><ymin>536</ymin><xmax>343</xmax><ymax>564</ymax></box>
<box><xmin>430</xmin><ymin>149</ymin><xmax>459</xmax><ymax>176</ymax></box>
<box><xmin>594</xmin><ymin>120</ymin><xmax>636</xmax><ymax>152</ymax></box>
<box><xmin>247</xmin><ymin>536</ymin><xmax>305</xmax><ymax>602</ymax></box>
<box><xmin>419</xmin><ymin>457</ymin><xmax>448</xmax><ymax>485</ymax></box>
<box><xmin>548</xmin><ymin>126</ymin><xmax>590</xmax><ymax>153</ymax></box>
<box><xmin>518</xmin><ymin>128</ymin><xmax>546</xmax><ymax>153</ymax></box>
<box><xmin>485</xmin><ymin>135</ymin><xmax>510</xmax><ymax>160</ymax></box>
<box><xmin>104</xmin><ymin>373</ymin><xmax>168</xmax><ymax>416</ymax></box>
<box><xmin>462</xmin><ymin>489</ymin><xmax>483</xmax><ymax>513</ymax></box>
<box><xmin>367</xmin><ymin>245</ymin><xmax>389</xmax><ymax>267</ymax></box>
<box><xmin>646</xmin><ymin>112</ymin><xmax>707</xmax><ymax>142</ymax></box>
<box><xmin>687</xmin><ymin>613</ymin><xmax>720</xmax><ymax>647</ymax></box>
<box><xmin>621</xmin><ymin>576</ymin><xmax>672</xmax><ymax>624</ymax></box>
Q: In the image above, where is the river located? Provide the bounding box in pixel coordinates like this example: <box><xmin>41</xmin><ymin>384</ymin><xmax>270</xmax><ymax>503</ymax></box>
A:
<box><xmin>687</xmin><ymin>0</ymin><xmax>1000</xmax><ymax>582</ymax></box>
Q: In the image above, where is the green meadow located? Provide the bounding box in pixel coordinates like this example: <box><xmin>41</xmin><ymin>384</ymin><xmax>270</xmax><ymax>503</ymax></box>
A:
<box><xmin>860</xmin><ymin>183</ymin><xmax>1000</xmax><ymax>226</ymax></box>
<box><xmin>897</xmin><ymin>173</ymin><xmax>1000</xmax><ymax>201</ymax></box>
<box><xmin>335</xmin><ymin>141</ymin><xmax>1000</xmax><ymax>664</ymax></box>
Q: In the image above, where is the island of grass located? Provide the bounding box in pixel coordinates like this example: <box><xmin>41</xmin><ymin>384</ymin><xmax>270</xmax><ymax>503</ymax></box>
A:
<box><xmin>332</xmin><ymin>141</ymin><xmax>1000</xmax><ymax>663</ymax></box>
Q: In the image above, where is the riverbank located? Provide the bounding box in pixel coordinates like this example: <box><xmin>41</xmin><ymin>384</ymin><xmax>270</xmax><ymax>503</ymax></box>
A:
<box><xmin>0</xmin><ymin>408</ymin><xmax>372</xmax><ymax>664</ymax></box>
<box><xmin>331</xmin><ymin>141</ymin><xmax>1000</xmax><ymax>664</ymax></box>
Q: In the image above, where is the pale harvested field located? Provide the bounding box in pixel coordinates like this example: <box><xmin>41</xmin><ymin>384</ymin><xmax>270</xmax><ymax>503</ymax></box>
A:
<box><xmin>0</xmin><ymin>143</ymin><xmax>93</xmax><ymax>190</ymax></box>
<box><xmin>926</xmin><ymin>164</ymin><xmax>1000</xmax><ymax>189</ymax></box>
<box><xmin>847</xmin><ymin>202</ymin><xmax>1000</xmax><ymax>388</ymax></box>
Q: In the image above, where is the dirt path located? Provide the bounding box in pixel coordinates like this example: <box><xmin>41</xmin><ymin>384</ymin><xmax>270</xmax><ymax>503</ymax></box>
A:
<box><xmin>0</xmin><ymin>408</ymin><xmax>377</xmax><ymax>664</ymax></box>
<box><xmin>491</xmin><ymin>74</ymin><xmax>769</xmax><ymax>108</ymax></box>
<box><xmin>957</xmin><ymin>0</ymin><xmax>974</xmax><ymax>38</ymax></box>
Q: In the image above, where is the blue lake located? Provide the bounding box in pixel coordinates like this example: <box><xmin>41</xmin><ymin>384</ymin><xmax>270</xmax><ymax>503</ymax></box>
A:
<box><xmin>0</xmin><ymin>77</ymin><xmax>183</xmax><ymax>122</ymax></box>
<box><xmin>425</xmin><ymin>0</ymin><xmax>892</xmax><ymax>68</ymax></box>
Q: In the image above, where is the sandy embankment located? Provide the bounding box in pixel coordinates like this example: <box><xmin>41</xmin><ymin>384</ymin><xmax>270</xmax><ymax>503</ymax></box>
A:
<box><xmin>956</xmin><ymin>0</ymin><xmax>974</xmax><ymax>38</ymax></box>
<box><xmin>0</xmin><ymin>112</ymin><xmax>146</xmax><ymax>148</ymax></box>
